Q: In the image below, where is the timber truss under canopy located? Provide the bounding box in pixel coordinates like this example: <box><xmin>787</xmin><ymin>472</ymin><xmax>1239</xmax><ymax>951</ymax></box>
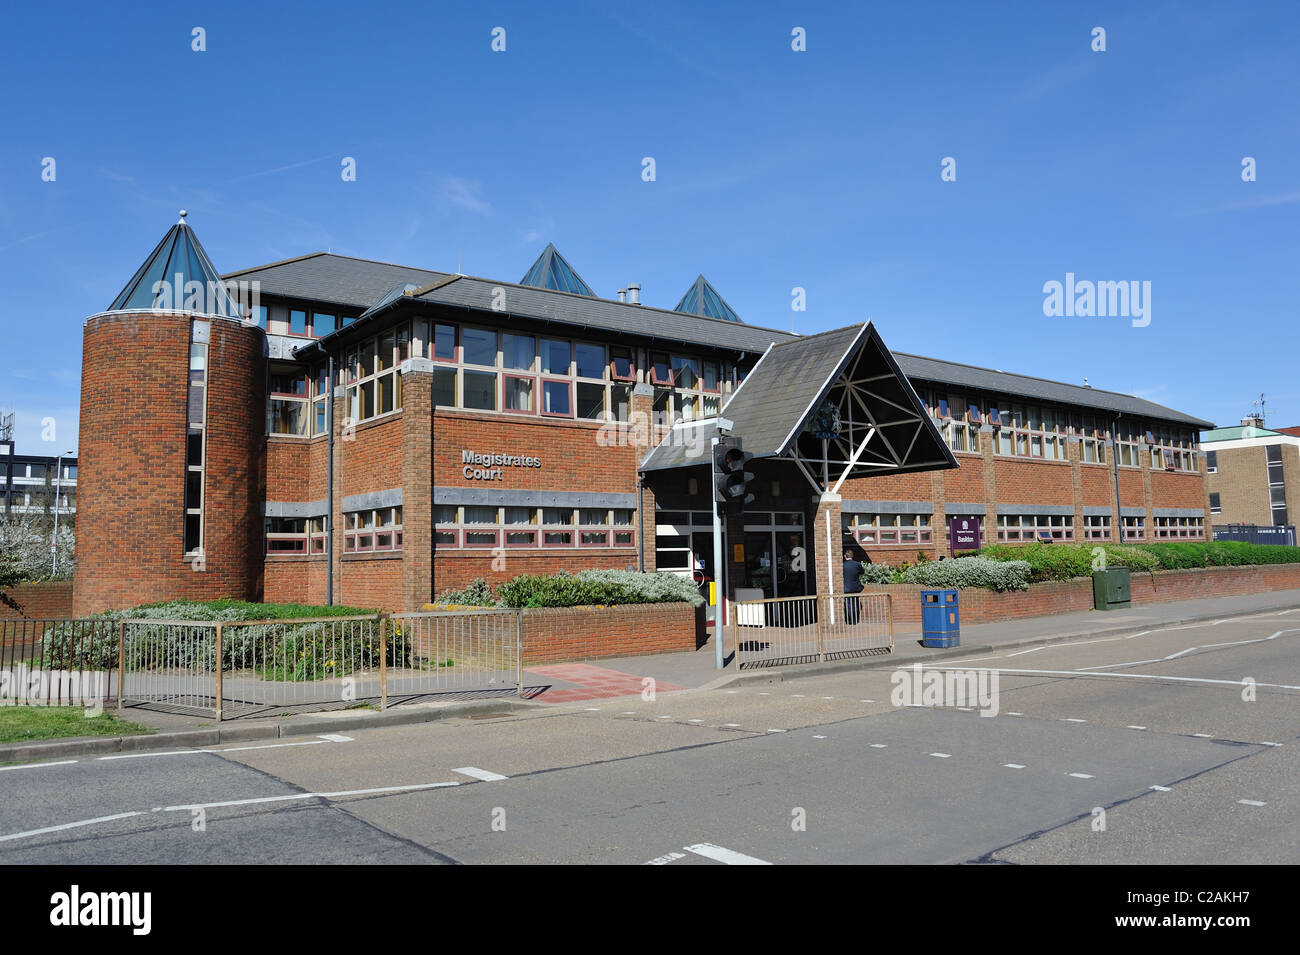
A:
<box><xmin>640</xmin><ymin>323</ymin><xmax>958</xmax><ymax>493</ymax></box>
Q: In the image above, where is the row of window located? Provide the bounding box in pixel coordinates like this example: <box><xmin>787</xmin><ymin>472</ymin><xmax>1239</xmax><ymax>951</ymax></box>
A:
<box><xmin>433</xmin><ymin>506</ymin><xmax>636</xmax><ymax>549</ymax></box>
<box><xmin>926</xmin><ymin>391</ymin><xmax>1200</xmax><ymax>471</ymax></box>
<box><xmin>266</xmin><ymin>507</ymin><xmax>404</xmax><ymax>555</ymax></box>
<box><xmin>267</xmin><ymin>318</ymin><xmax>734</xmax><ymax>435</ymax></box>
<box><xmin>842</xmin><ymin>513</ymin><xmax>935</xmax><ymax>546</ymax></box>
<box><xmin>836</xmin><ymin>511</ymin><xmax>1203</xmax><ymax>546</ymax></box>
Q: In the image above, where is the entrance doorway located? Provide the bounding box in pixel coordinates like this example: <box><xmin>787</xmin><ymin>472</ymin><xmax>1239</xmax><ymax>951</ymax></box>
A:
<box><xmin>742</xmin><ymin>513</ymin><xmax>807</xmax><ymax>599</ymax></box>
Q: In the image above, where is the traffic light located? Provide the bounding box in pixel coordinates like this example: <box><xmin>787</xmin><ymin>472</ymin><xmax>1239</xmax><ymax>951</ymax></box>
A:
<box><xmin>713</xmin><ymin>436</ymin><xmax>755</xmax><ymax>516</ymax></box>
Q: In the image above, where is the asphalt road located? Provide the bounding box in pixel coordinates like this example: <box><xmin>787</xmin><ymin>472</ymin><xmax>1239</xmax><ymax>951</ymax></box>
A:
<box><xmin>2</xmin><ymin>608</ymin><xmax>1296</xmax><ymax>864</ymax></box>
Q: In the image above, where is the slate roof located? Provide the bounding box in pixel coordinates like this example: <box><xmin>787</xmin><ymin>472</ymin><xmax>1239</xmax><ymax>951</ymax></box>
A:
<box><xmin>893</xmin><ymin>353</ymin><xmax>1214</xmax><ymax>430</ymax></box>
<box><xmin>641</xmin><ymin>324</ymin><xmax>956</xmax><ymax>479</ymax></box>
<box><xmin>224</xmin><ymin>252</ymin><xmax>448</xmax><ymax>311</ymax></box>
<box><xmin>223</xmin><ymin>251</ymin><xmax>1211</xmax><ymax>428</ymax></box>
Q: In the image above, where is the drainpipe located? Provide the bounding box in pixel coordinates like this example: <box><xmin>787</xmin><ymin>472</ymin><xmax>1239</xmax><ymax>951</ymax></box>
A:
<box><xmin>1112</xmin><ymin>413</ymin><xmax>1123</xmax><ymax>545</ymax></box>
<box><xmin>327</xmin><ymin>354</ymin><xmax>335</xmax><ymax>605</ymax></box>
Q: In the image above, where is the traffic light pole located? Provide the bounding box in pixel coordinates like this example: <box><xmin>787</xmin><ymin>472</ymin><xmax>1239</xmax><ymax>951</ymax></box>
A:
<box><xmin>710</xmin><ymin>437</ymin><xmax>725</xmax><ymax>671</ymax></box>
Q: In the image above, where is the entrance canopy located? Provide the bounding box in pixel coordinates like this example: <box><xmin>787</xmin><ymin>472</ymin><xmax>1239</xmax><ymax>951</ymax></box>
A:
<box><xmin>641</xmin><ymin>323</ymin><xmax>956</xmax><ymax>493</ymax></box>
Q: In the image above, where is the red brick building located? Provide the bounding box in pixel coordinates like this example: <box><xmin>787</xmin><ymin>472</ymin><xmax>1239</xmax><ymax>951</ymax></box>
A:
<box><xmin>73</xmin><ymin>216</ymin><xmax>1214</xmax><ymax>614</ymax></box>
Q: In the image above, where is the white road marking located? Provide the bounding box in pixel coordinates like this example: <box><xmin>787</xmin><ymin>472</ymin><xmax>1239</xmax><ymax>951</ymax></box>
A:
<box><xmin>687</xmin><ymin>719</ymin><xmax>704</xmax><ymax>724</ymax></box>
<box><xmin>1260</xmin><ymin>741</ymin><xmax>1283</xmax><ymax>747</ymax></box>
<box><xmin>1127</xmin><ymin>725</ymin><xmax>1147</xmax><ymax>730</ymax></box>
<box><xmin>766</xmin><ymin>728</ymin><xmax>786</xmax><ymax>733</ymax></box>
<box><xmin>584</xmin><ymin>707</ymin><xmax>601</xmax><ymax>712</ymax></box>
<box><xmin>163</xmin><ymin>781</ymin><xmax>460</xmax><ymax>811</ymax></box>
<box><xmin>656</xmin><ymin>715</ymin><xmax>672</xmax><ymax>720</ymax></box>
<box><xmin>909</xmin><ymin>664</ymin><xmax>1300</xmax><ymax>692</ymax></box>
<box><xmin>644</xmin><ymin>851</ymin><xmax>686</xmax><ymax>865</ymax></box>
<box><xmin>812</xmin><ymin>734</ymin><xmax>827</xmax><ymax>739</ymax></box>
<box><xmin>1003</xmin><ymin>763</ymin><xmax>1025</xmax><ymax>769</ymax></box>
<box><xmin>1063</xmin><ymin>718</ymin><xmax>1087</xmax><ymax>723</ymax></box>
<box><xmin>870</xmin><ymin>743</ymin><xmax>888</xmax><ymax>748</ymax></box>
<box><xmin>1150</xmin><ymin>785</ymin><xmax>1172</xmax><ymax>792</ymax></box>
<box><xmin>1193</xmin><ymin>733</ymin><xmax>1212</xmax><ymax>738</ymax></box>
<box><xmin>1068</xmin><ymin>773</ymin><xmax>1095</xmax><ymax>779</ymax></box>
<box><xmin>1007</xmin><ymin>646</ymin><xmax>1045</xmax><ymax>657</ymax></box>
<box><xmin>860</xmin><ymin>699</ymin><xmax>875</xmax><ymax>703</ymax></box>
<box><xmin>684</xmin><ymin>842</ymin><xmax>772</xmax><ymax>865</ymax></box>
<box><xmin>0</xmin><ymin>760</ymin><xmax>78</xmax><ymax>772</ymax></box>
<box><xmin>621</xmin><ymin>711</ymin><xmax>636</xmax><ymax>715</ymax></box>
<box><xmin>930</xmin><ymin>752</ymin><xmax>952</xmax><ymax>758</ymax></box>
<box><xmin>1237</xmin><ymin>799</ymin><xmax>1266</xmax><ymax>807</ymax></box>
<box><xmin>723</xmin><ymin>723</ymin><xmax>741</xmax><ymax>728</ymax></box>
<box><xmin>1007</xmin><ymin>712</ymin><xmax>1024</xmax><ymax>716</ymax></box>
<box><xmin>821</xmin><ymin>696</ymin><xmax>834</xmax><ymax>700</ymax></box>
<box><xmin>317</xmin><ymin>734</ymin><xmax>353</xmax><ymax>742</ymax></box>
<box><xmin>453</xmin><ymin>766</ymin><xmax>508</xmax><ymax>782</ymax></box>
<box><xmin>0</xmin><ymin>811</ymin><xmax>144</xmax><ymax>843</ymax></box>
<box><xmin>791</xmin><ymin>694</ymin><xmax>806</xmax><ymax>698</ymax></box>
<box><xmin>217</xmin><ymin>740</ymin><xmax>330</xmax><ymax>754</ymax></box>
<box><xmin>98</xmin><ymin>750</ymin><xmax>206</xmax><ymax>760</ymax></box>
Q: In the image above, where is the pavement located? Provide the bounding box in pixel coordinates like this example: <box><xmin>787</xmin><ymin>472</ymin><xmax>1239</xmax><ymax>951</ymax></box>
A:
<box><xmin>1</xmin><ymin>606</ymin><xmax>1296</xmax><ymax>864</ymax></box>
<box><xmin>4</xmin><ymin>587</ymin><xmax>1299</xmax><ymax>763</ymax></box>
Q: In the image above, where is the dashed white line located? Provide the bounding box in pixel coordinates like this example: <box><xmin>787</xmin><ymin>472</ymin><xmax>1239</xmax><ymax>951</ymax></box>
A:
<box><xmin>1068</xmin><ymin>773</ymin><xmax>1095</xmax><ymax>779</ymax></box>
<box><xmin>0</xmin><ymin>811</ymin><xmax>144</xmax><ymax>844</ymax></box>
<box><xmin>812</xmin><ymin>734</ymin><xmax>827</xmax><ymax>740</ymax></box>
<box><xmin>1150</xmin><ymin>785</ymin><xmax>1172</xmax><ymax>792</ymax></box>
<box><xmin>766</xmin><ymin>728</ymin><xmax>786</xmax><ymax>734</ymax></box>
<box><xmin>1193</xmin><ymin>733</ymin><xmax>1212</xmax><ymax>738</ymax></box>
<box><xmin>1062</xmin><ymin>718</ymin><xmax>1087</xmax><ymax>723</ymax></box>
<box><xmin>316</xmin><ymin>734</ymin><xmax>353</xmax><ymax>743</ymax></box>
<box><xmin>1003</xmin><ymin>763</ymin><xmax>1025</xmax><ymax>769</ymax></box>
<box><xmin>453</xmin><ymin>766</ymin><xmax>509</xmax><ymax>782</ymax></box>
<box><xmin>791</xmin><ymin>694</ymin><xmax>806</xmax><ymax>698</ymax></box>
<box><xmin>1237</xmin><ymin>799</ymin><xmax>1266</xmax><ymax>807</ymax></box>
<box><xmin>216</xmin><ymin>740</ymin><xmax>331</xmax><ymax>754</ymax></box>
<box><xmin>583</xmin><ymin>707</ymin><xmax>601</xmax><ymax>712</ymax></box>
<box><xmin>1126</xmin><ymin>725</ymin><xmax>1147</xmax><ymax>730</ymax></box>
<box><xmin>684</xmin><ymin>842</ymin><xmax>772</xmax><ymax>865</ymax></box>
<box><xmin>860</xmin><ymin>699</ymin><xmax>875</xmax><ymax>703</ymax></box>
<box><xmin>97</xmin><ymin>750</ymin><xmax>206</xmax><ymax>760</ymax></box>
<box><xmin>1007</xmin><ymin>712</ymin><xmax>1024</xmax><ymax>717</ymax></box>
<box><xmin>723</xmin><ymin>723</ymin><xmax>741</xmax><ymax>728</ymax></box>
<box><xmin>1260</xmin><ymin>741</ymin><xmax>1283</xmax><ymax>747</ymax></box>
<box><xmin>687</xmin><ymin>719</ymin><xmax>704</xmax><ymax>724</ymax></box>
<box><xmin>930</xmin><ymin>753</ymin><xmax>952</xmax><ymax>759</ymax></box>
<box><xmin>0</xmin><ymin>760</ymin><xmax>78</xmax><ymax>772</ymax></box>
<box><xmin>870</xmin><ymin>743</ymin><xmax>888</xmax><ymax>748</ymax></box>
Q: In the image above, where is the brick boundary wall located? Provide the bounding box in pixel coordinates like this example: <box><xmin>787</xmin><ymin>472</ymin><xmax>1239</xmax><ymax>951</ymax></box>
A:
<box><xmin>0</xmin><ymin>581</ymin><xmax>74</xmax><ymax>620</ymax></box>
<box><xmin>872</xmin><ymin>563</ymin><xmax>1300</xmax><ymax>627</ymax></box>
<box><xmin>520</xmin><ymin>602</ymin><xmax>702</xmax><ymax>665</ymax></box>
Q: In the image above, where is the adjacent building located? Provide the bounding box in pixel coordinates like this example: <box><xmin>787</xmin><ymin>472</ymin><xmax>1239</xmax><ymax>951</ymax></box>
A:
<box><xmin>1202</xmin><ymin>416</ymin><xmax>1299</xmax><ymax>532</ymax></box>
<box><xmin>73</xmin><ymin>215</ymin><xmax>1215</xmax><ymax>615</ymax></box>
<box><xmin>0</xmin><ymin>440</ymin><xmax>77</xmax><ymax>521</ymax></box>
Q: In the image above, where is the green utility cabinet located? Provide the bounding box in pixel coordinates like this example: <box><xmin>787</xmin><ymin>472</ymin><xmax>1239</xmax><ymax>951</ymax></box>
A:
<box><xmin>1092</xmin><ymin>566</ymin><xmax>1131</xmax><ymax>610</ymax></box>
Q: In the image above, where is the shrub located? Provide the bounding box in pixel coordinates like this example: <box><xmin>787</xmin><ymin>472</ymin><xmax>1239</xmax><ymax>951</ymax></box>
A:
<box><xmin>433</xmin><ymin>578</ymin><xmax>499</xmax><ymax>607</ymax></box>
<box><xmin>496</xmin><ymin>570</ymin><xmax>703</xmax><ymax>608</ymax></box>
<box><xmin>857</xmin><ymin>562</ymin><xmax>897</xmax><ymax>585</ymax></box>
<box><xmin>896</xmin><ymin>555</ymin><xmax>1033</xmax><ymax>592</ymax></box>
<box><xmin>982</xmin><ymin>540</ymin><xmax>1300</xmax><ymax>581</ymax></box>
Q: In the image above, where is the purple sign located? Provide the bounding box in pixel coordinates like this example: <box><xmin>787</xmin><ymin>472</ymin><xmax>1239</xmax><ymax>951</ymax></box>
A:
<box><xmin>949</xmin><ymin>516</ymin><xmax>981</xmax><ymax>553</ymax></box>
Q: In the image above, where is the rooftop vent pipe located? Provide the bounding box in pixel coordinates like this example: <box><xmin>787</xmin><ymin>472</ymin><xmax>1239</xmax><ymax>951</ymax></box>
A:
<box><xmin>627</xmin><ymin>283</ymin><xmax>641</xmax><ymax>305</ymax></box>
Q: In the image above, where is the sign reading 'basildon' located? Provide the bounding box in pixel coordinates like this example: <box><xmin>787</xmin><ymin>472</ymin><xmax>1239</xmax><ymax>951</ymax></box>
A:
<box><xmin>462</xmin><ymin>449</ymin><xmax>542</xmax><ymax>481</ymax></box>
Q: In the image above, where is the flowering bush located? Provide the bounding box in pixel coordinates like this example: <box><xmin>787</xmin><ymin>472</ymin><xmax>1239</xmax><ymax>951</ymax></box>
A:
<box><xmin>896</xmin><ymin>555</ymin><xmax>1033</xmax><ymax>592</ymax></box>
<box><xmin>0</xmin><ymin>512</ymin><xmax>74</xmax><ymax>582</ymax></box>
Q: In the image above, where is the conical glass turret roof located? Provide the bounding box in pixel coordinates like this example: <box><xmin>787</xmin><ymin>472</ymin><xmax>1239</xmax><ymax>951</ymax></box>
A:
<box><xmin>107</xmin><ymin>211</ymin><xmax>241</xmax><ymax>317</ymax></box>
<box><xmin>520</xmin><ymin>243</ymin><xmax>595</xmax><ymax>296</ymax></box>
<box><xmin>673</xmin><ymin>275</ymin><xmax>742</xmax><ymax>323</ymax></box>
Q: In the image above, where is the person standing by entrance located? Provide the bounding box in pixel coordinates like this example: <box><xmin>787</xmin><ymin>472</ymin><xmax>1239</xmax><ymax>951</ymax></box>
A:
<box><xmin>842</xmin><ymin>547</ymin><xmax>864</xmax><ymax>625</ymax></box>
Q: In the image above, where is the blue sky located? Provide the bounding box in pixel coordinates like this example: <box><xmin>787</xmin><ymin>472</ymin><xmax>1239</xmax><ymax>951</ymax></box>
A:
<box><xmin>2</xmin><ymin>0</ymin><xmax>1298</xmax><ymax>453</ymax></box>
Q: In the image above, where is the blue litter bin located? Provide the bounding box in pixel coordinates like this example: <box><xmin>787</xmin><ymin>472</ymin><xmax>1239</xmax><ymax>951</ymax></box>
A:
<box><xmin>921</xmin><ymin>589</ymin><xmax>960</xmax><ymax>647</ymax></box>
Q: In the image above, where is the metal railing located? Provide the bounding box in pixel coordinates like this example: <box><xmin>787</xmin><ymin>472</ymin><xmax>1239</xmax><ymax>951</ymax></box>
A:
<box><xmin>730</xmin><ymin>592</ymin><xmax>893</xmax><ymax>670</ymax></box>
<box><xmin>2</xmin><ymin>610</ymin><xmax>524</xmax><ymax>720</ymax></box>
<box><xmin>0</xmin><ymin>618</ymin><xmax>118</xmax><ymax>706</ymax></box>
<box><xmin>1212</xmin><ymin>523</ymin><xmax>1297</xmax><ymax>547</ymax></box>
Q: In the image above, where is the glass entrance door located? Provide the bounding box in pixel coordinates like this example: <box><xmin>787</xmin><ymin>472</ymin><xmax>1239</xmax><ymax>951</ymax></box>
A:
<box><xmin>743</xmin><ymin>514</ymin><xmax>807</xmax><ymax>599</ymax></box>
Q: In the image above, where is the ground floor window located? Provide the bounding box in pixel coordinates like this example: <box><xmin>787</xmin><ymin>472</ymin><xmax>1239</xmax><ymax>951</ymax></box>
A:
<box><xmin>345</xmin><ymin>506</ymin><xmax>403</xmax><ymax>553</ymax></box>
<box><xmin>266</xmin><ymin>516</ymin><xmax>327</xmax><ymax>555</ymax></box>
<box><xmin>1123</xmin><ymin>516</ymin><xmax>1146</xmax><ymax>541</ymax></box>
<box><xmin>1153</xmin><ymin>516</ymin><xmax>1204</xmax><ymax>539</ymax></box>
<box><xmin>997</xmin><ymin>514</ymin><xmax>1074</xmax><ymax>542</ymax></box>
<box><xmin>434</xmin><ymin>505</ymin><xmax>634</xmax><ymax>549</ymax></box>
<box><xmin>842</xmin><ymin>512</ymin><xmax>932</xmax><ymax>546</ymax></box>
<box><xmin>1083</xmin><ymin>515</ymin><xmax>1111</xmax><ymax>540</ymax></box>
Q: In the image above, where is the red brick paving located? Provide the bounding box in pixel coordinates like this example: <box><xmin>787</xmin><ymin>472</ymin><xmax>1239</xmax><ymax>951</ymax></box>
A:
<box><xmin>526</xmin><ymin>663</ymin><xmax>686</xmax><ymax>703</ymax></box>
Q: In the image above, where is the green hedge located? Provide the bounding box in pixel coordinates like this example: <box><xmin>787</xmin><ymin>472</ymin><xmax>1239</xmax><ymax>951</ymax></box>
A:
<box><xmin>981</xmin><ymin>540</ymin><xmax>1300</xmax><ymax>582</ymax></box>
<box><xmin>496</xmin><ymin>570</ymin><xmax>704</xmax><ymax>609</ymax></box>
